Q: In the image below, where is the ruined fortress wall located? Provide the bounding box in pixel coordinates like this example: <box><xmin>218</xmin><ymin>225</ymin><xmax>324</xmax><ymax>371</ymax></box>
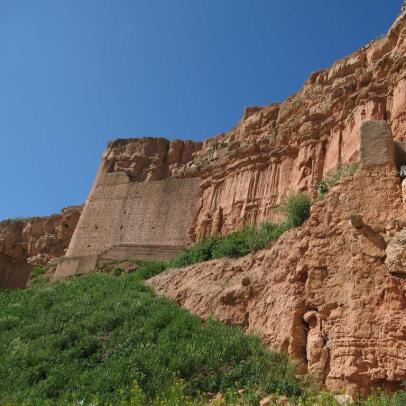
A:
<box><xmin>66</xmin><ymin>168</ymin><xmax>201</xmax><ymax>258</ymax></box>
<box><xmin>121</xmin><ymin>178</ymin><xmax>200</xmax><ymax>246</ymax></box>
<box><xmin>64</xmin><ymin>10</ymin><xmax>406</xmax><ymax>248</ymax></box>
<box><xmin>0</xmin><ymin>253</ymin><xmax>32</xmax><ymax>289</ymax></box>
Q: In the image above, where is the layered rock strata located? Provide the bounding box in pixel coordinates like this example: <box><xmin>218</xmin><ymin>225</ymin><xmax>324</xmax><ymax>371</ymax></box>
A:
<box><xmin>98</xmin><ymin>10</ymin><xmax>406</xmax><ymax>242</ymax></box>
<box><xmin>148</xmin><ymin>161</ymin><xmax>406</xmax><ymax>395</ymax></box>
<box><xmin>4</xmin><ymin>7</ymin><xmax>406</xmax><ymax>264</ymax></box>
<box><xmin>0</xmin><ymin>206</ymin><xmax>82</xmax><ymax>264</ymax></box>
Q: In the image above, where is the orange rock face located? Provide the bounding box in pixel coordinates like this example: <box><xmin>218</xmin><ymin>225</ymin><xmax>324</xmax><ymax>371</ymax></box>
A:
<box><xmin>2</xmin><ymin>6</ymin><xmax>406</xmax><ymax>396</ymax></box>
<box><xmin>104</xmin><ymin>12</ymin><xmax>406</xmax><ymax>242</ymax></box>
<box><xmin>148</xmin><ymin>165</ymin><xmax>406</xmax><ymax>394</ymax></box>
<box><xmin>0</xmin><ymin>206</ymin><xmax>82</xmax><ymax>264</ymax></box>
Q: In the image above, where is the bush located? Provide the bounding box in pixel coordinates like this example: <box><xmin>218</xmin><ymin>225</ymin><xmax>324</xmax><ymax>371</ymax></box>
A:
<box><xmin>169</xmin><ymin>222</ymin><xmax>289</xmax><ymax>267</ymax></box>
<box><xmin>361</xmin><ymin>391</ymin><xmax>406</xmax><ymax>406</ymax></box>
<box><xmin>280</xmin><ymin>192</ymin><xmax>312</xmax><ymax>228</ymax></box>
<box><xmin>211</xmin><ymin>227</ymin><xmax>254</xmax><ymax>258</ymax></box>
<box><xmin>135</xmin><ymin>260</ymin><xmax>168</xmax><ymax>280</ymax></box>
<box><xmin>317</xmin><ymin>163</ymin><xmax>358</xmax><ymax>199</ymax></box>
<box><xmin>166</xmin><ymin>192</ymin><xmax>312</xmax><ymax>267</ymax></box>
<box><xmin>169</xmin><ymin>237</ymin><xmax>218</xmax><ymax>268</ymax></box>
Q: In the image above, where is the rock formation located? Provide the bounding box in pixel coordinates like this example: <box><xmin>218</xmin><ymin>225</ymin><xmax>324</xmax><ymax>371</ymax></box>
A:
<box><xmin>144</xmin><ymin>5</ymin><xmax>406</xmax><ymax>388</ymax></box>
<box><xmin>5</xmin><ymin>5</ymin><xmax>406</xmax><ymax>266</ymax></box>
<box><xmin>3</xmin><ymin>3</ymin><xmax>406</xmax><ymax>397</ymax></box>
<box><xmin>148</xmin><ymin>160</ymin><xmax>406</xmax><ymax>395</ymax></box>
<box><xmin>0</xmin><ymin>206</ymin><xmax>82</xmax><ymax>264</ymax></box>
<box><xmin>0</xmin><ymin>252</ymin><xmax>32</xmax><ymax>289</ymax></box>
<box><xmin>76</xmin><ymin>9</ymin><xmax>406</xmax><ymax>245</ymax></box>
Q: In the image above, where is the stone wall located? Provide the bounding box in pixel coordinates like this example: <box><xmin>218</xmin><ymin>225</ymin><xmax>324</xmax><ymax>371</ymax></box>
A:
<box><xmin>66</xmin><ymin>166</ymin><xmax>201</xmax><ymax>258</ymax></box>
<box><xmin>0</xmin><ymin>253</ymin><xmax>32</xmax><ymax>289</ymax></box>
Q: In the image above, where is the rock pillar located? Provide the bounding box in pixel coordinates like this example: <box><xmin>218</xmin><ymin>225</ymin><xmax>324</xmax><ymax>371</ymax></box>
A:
<box><xmin>360</xmin><ymin>121</ymin><xmax>395</xmax><ymax>168</ymax></box>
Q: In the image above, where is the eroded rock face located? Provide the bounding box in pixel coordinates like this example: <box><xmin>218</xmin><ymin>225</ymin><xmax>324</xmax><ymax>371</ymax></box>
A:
<box><xmin>0</xmin><ymin>206</ymin><xmax>82</xmax><ymax>264</ymax></box>
<box><xmin>148</xmin><ymin>165</ymin><xmax>406</xmax><ymax>394</ymax></box>
<box><xmin>103</xmin><ymin>12</ymin><xmax>406</xmax><ymax>241</ymax></box>
<box><xmin>386</xmin><ymin>228</ymin><xmax>406</xmax><ymax>275</ymax></box>
<box><xmin>104</xmin><ymin>138</ymin><xmax>203</xmax><ymax>182</ymax></box>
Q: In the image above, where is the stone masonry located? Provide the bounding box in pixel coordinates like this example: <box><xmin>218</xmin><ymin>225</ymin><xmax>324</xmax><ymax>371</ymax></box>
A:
<box><xmin>55</xmin><ymin>145</ymin><xmax>202</xmax><ymax>279</ymax></box>
<box><xmin>0</xmin><ymin>252</ymin><xmax>32</xmax><ymax>289</ymax></box>
<box><xmin>360</xmin><ymin>121</ymin><xmax>395</xmax><ymax>168</ymax></box>
<box><xmin>66</xmin><ymin>170</ymin><xmax>201</xmax><ymax>259</ymax></box>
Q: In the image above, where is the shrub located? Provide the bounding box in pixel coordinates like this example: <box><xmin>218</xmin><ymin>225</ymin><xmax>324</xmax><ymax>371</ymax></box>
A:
<box><xmin>113</xmin><ymin>267</ymin><xmax>123</xmax><ymax>276</ymax></box>
<box><xmin>169</xmin><ymin>221</ymin><xmax>292</xmax><ymax>267</ymax></box>
<box><xmin>317</xmin><ymin>163</ymin><xmax>358</xmax><ymax>199</ymax></box>
<box><xmin>280</xmin><ymin>192</ymin><xmax>312</xmax><ymax>228</ymax></box>
<box><xmin>136</xmin><ymin>260</ymin><xmax>168</xmax><ymax>279</ymax></box>
<box><xmin>169</xmin><ymin>237</ymin><xmax>218</xmax><ymax>268</ymax></box>
<box><xmin>361</xmin><ymin>391</ymin><xmax>406</xmax><ymax>406</ymax></box>
<box><xmin>244</xmin><ymin>222</ymin><xmax>286</xmax><ymax>252</ymax></box>
<box><xmin>211</xmin><ymin>227</ymin><xmax>254</xmax><ymax>258</ymax></box>
<box><xmin>28</xmin><ymin>265</ymin><xmax>52</xmax><ymax>287</ymax></box>
<box><xmin>167</xmin><ymin>193</ymin><xmax>312</xmax><ymax>267</ymax></box>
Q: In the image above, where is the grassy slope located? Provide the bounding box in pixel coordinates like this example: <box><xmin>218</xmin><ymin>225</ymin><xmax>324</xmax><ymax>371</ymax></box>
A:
<box><xmin>0</xmin><ymin>267</ymin><xmax>301</xmax><ymax>405</ymax></box>
<box><xmin>2</xmin><ymin>267</ymin><xmax>406</xmax><ymax>406</ymax></box>
<box><xmin>1</xmin><ymin>189</ymin><xmax>406</xmax><ymax>404</ymax></box>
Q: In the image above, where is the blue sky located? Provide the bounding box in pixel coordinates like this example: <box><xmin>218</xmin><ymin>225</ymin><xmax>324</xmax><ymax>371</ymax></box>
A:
<box><xmin>0</xmin><ymin>0</ymin><xmax>402</xmax><ymax>219</ymax></box>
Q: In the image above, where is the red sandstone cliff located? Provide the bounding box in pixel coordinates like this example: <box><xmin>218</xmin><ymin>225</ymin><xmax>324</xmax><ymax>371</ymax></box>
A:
<box><xmin>1</xmin><ymin>4</ymin><xmax>406</xmax><ymax>397</ymax></box>
<box><xmin>144</xmin><ymin>11</ymin><xmax>406</xmax><ymax>395</ymax></box>
<box><xmin>0</xmin><ymin>206</ymin><xmax>82</xmax><ymax>264</ymax></box>
<box><xmin>148</xmin><ymin>164</ymin><xmax>406</xmax><ymax>395</ymax></box>
<box><xmin>4</xmin><ymin>8</ymin><xmax>406</xmax><ymax>263</ymax></box>
<box><xmin>102</xmin><ymin>11</ymin><xmax>406</xmax><ymax>242</ymax></box>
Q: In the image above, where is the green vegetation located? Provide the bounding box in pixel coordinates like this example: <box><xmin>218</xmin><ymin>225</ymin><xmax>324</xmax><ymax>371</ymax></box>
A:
<box><xmin>317</xmin><ymin>163</ymin><xmax>358</xmax><ymax>199</ymax></box>
<box><xmin>28</xmin><ymin>264</ymin><xmax>54</xmax><ymax>288</ymax></box>
<box><xmin>3</xmin><ymin>262</ymin><xmax>406</xmax><ymax>405</ymax></box>
<box><xmin>2</xmin><ymin>188</ymin><xmax>405</xmax><ymax>404</ymax></box>
<box><xmin>31</xmin><ymin>265</ymin><xmax>47</xmax><ymax>278</ymax></box>
<box><xmin>300</xmin><ymin>391</ymin><xmax>406</xmax><ymax>406</ymax></box>
<box><xmin>0</xmin><ymin>268</ymin><xmax>301</xmax><ymax>405</ymax></box>
<box><xmin>279</xmin><ymin>192</ymin><xmax>312</xmax><ymax>228</ymax></box>
<box><xmin>6</xmin><ymin>182</ymin><xmax>405</xmax><ymax>403</ymax></box>
<box><xmin>171</xmin><ymin>192</ymin><xmax>311</xmax><ymax>268</ymax></box>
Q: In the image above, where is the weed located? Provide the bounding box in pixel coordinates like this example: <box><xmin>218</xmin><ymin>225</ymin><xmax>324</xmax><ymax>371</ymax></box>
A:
<box><xmin>317</xmin><ymin>163</ymin><xmax>358</xmax><ymax>199</ymax></box>
<box><xmin>280</xmin><ymin>192</ymin><xmax>312</xmax><ymax>228</ymax></box>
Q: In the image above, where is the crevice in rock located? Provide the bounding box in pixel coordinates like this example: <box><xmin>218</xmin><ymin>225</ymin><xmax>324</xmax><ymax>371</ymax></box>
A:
<box><xmin>390</xmin><ymin>271</ymin><xmax>406</xmax><ymax>279</ymax></box>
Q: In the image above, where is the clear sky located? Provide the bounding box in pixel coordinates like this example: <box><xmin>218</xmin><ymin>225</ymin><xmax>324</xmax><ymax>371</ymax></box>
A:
<box><xmin>0</xmin><ymin>0</ymin><xmax>402</xmax><ymax>219</ymax></box>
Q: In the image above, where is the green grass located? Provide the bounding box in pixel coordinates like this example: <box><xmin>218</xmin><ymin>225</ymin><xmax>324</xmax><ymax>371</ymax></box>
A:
<box><xmin>4</xmin><ymin>264</ymin><xmax>406</xmax><ymax>405</ymax></box>
<box><xmin>6</xmin><ymin>184</ymin><xmax>405</xmax><ymax>404</ymax></box>
<box><xmin>0</xmin><ymin>267</ymin><xmax>302</xmax><ymax>405</ymax></box>
<box><xmin>317</xmin><ymin>163</ymin><xmax>358</xmax><ymax>199</ymax></box>
<box><xmin>170</xmin><ymin>192</ymin><xmax>311</xmax><ymax>268</ymax></box>
<box><xmin>31</xmin><ymin>266</ymin><xmax>47</xmax><ymax>278</ymax></box>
